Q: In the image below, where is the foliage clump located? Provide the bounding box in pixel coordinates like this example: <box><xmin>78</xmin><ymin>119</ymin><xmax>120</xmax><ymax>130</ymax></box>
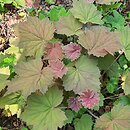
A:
<box><xmin>0</xmin><ymin>0</ymin><xmax>130</xmax><ymax>130</ymax></box>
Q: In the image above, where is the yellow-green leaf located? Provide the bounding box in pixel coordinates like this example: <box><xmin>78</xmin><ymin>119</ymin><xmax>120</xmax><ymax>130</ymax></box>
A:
<box><xmin>55</xmin><ymin>15</ymin><xmax>83</xmax><ymax>36</ymax></box>
<box><xmin>122</xmin><ymin>72</ymin><xmax>130</xmax><ymax>95</ymax></box>
<box><xmin>70</xmin><ymin>0</ymin><xmax>103</xmax><ymax>24</ymax></box>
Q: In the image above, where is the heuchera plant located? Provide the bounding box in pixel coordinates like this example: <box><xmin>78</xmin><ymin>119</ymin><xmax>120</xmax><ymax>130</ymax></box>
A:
<box><xmin>1</xmin><ymin>0</ymin><xmax>130</xmax><ymax>130</ymax></box>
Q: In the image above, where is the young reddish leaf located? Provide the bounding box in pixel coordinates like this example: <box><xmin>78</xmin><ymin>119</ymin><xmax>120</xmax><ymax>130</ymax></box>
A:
<box><xmin>78</xmin><ymin>26</ymin><xmax>122</xmax><ymax>57</ymax></box>
<box><xmin>63</xmin><ymin>55</ymin><xmax>100</xmax><ymax>94</ymax></box>
<box><xmin>45</xmin><ymin>43</ymin><xmax>63</xmax><ymax>60</ymax></box>
<box><xmin>49</xmin><ymin>60</ymin><xmax>68</xmax><ymax>78</ymax></box>
<box><xmin>55</xmin><ymin>15</ymin><xmax>82</xmax><ymax>36</ymax></box>
<box><xmin>33</xmin><ymin>0</ymin><xmax>40</xmax><ymax>8</ymax></box>
<box><xmin>70</xmin><ymin>0</ymin><xmax>103</xmax><ymax>24</ymax></box>
<box><xmin>63</xmin><ymin>43</ymin><xmax>81</xmax><ymax>61</ymax></box>
<box><xmin>21</xmin><ymin>87</ymin><xmax>67</xmax><ymax>130</ymax></box>
<box><xmin>14</xmin><ymin>17</ymin><xmax>55</xmax><ymax>57</ymax></box>
<box><xmin>79</xmin><ymin>89</ymin><xmax>99</xmax><ymax>109</ymax></box>
<box><xmin>67</xmin><ymin>97</ymin><xmax>82</xmax><ymax>111</ymax></box>
<box><xmin>96</xmin><ymin>105</ymin><xmax>130</xmax><ymax>130</ymax></box>
<box><xmin>7</xmin><ymin>59</ymin><xmax>54</xmax><ymax>97</ymax></box>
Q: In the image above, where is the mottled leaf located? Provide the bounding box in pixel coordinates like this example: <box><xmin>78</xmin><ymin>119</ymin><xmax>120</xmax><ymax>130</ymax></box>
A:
<box><xmin>96</xmin><ymin>105</ymin><xmax>130</xmax><ymax>130</ymax></box>
<box><xmin>55</xmin><ymin>15</ymin><xmax>82</xmax><ymax>36</ymax></box>
<box><xmin>63</xmin><ymin>55</ymin><xmax>100</xmax><ymax>94</ymax></box>
<box><xmin>78</xmin><ymin>26</ymin><xmax>122</xmax><ymax>57</ymax></box>
<box><xmin>21</xmin><ymin>87</ymin><xmax>67</xmax><ymax>130</ymax></box>
<box><xmin>7</xmin><ymin>59</ymin><xmax>54</xmax><ymax>97</ymax></box>
<box><xmin>70</xmin><ymin>0</ymin><xmax>103</xmax><ymax>24</ymax></box>
<box><xmin>14</xmin><ymin>17</ymin><xmax>55</xmax><ymax>57</ymax></box>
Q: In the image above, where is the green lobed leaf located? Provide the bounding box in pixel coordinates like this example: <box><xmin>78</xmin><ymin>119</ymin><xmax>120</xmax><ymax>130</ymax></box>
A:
<box><xmin>21</xmin><ymin>87</ymin><xmax>67</xmax><ymax>130</ymax></box>
<box><xmin>103</xmin><ymin>10</ymin><xmax>125</xmax><ymax>29</ymax></box>
<box><xmin>114</xmin><ymin>96</ymin><xmax>130</xmax><ymax>106</ymax></box>
<box><xmin>98</xmin><ymin>54</ymin><xmax>120</xmax><ymax>77</ymax></box>
<box><xmin>64</xmin><ymin>110</ymin><xmax>75</xmax><ymax>124</ymax></box>
<box><xmin>63</xmin><ymin>55</ymin><xmax>100</xmax><ymax>94</ymax></box>
<box><xmin>48</xmin><ymin>6</ymin><xmax>69</xmax><ymax>21</ymax></box>
<box><xmin>107</xmin><ymin>77</ymin><xmax>118</xmax><ymax>93</ymax></box>
<box><xmin>70</xmin><ymin>0</ymin><xmax>103</xmax><ymax>24</ymax></box>
<box><xmin>55</xmin><ymin>14</ymin><xmax>83</xmax><ymax>36</ymax></box>
<box><xmin>45</xmin><ymin>0</ymin><xmax>55</xmax><ymax>4</ymax></box>
<box><xmin>93</xmin><ymin>94</ymin><xmax>104</xmax><ymax>110</ymax></box>
<box><xmin>117</xmin><ymin>26</ymin><xmax>130</xmax><ymax>61</ymax></box>
<box><xmin>74</xmin><ymin>114</ymin><xmax>93</xmax><ymax>130</ymax></box>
